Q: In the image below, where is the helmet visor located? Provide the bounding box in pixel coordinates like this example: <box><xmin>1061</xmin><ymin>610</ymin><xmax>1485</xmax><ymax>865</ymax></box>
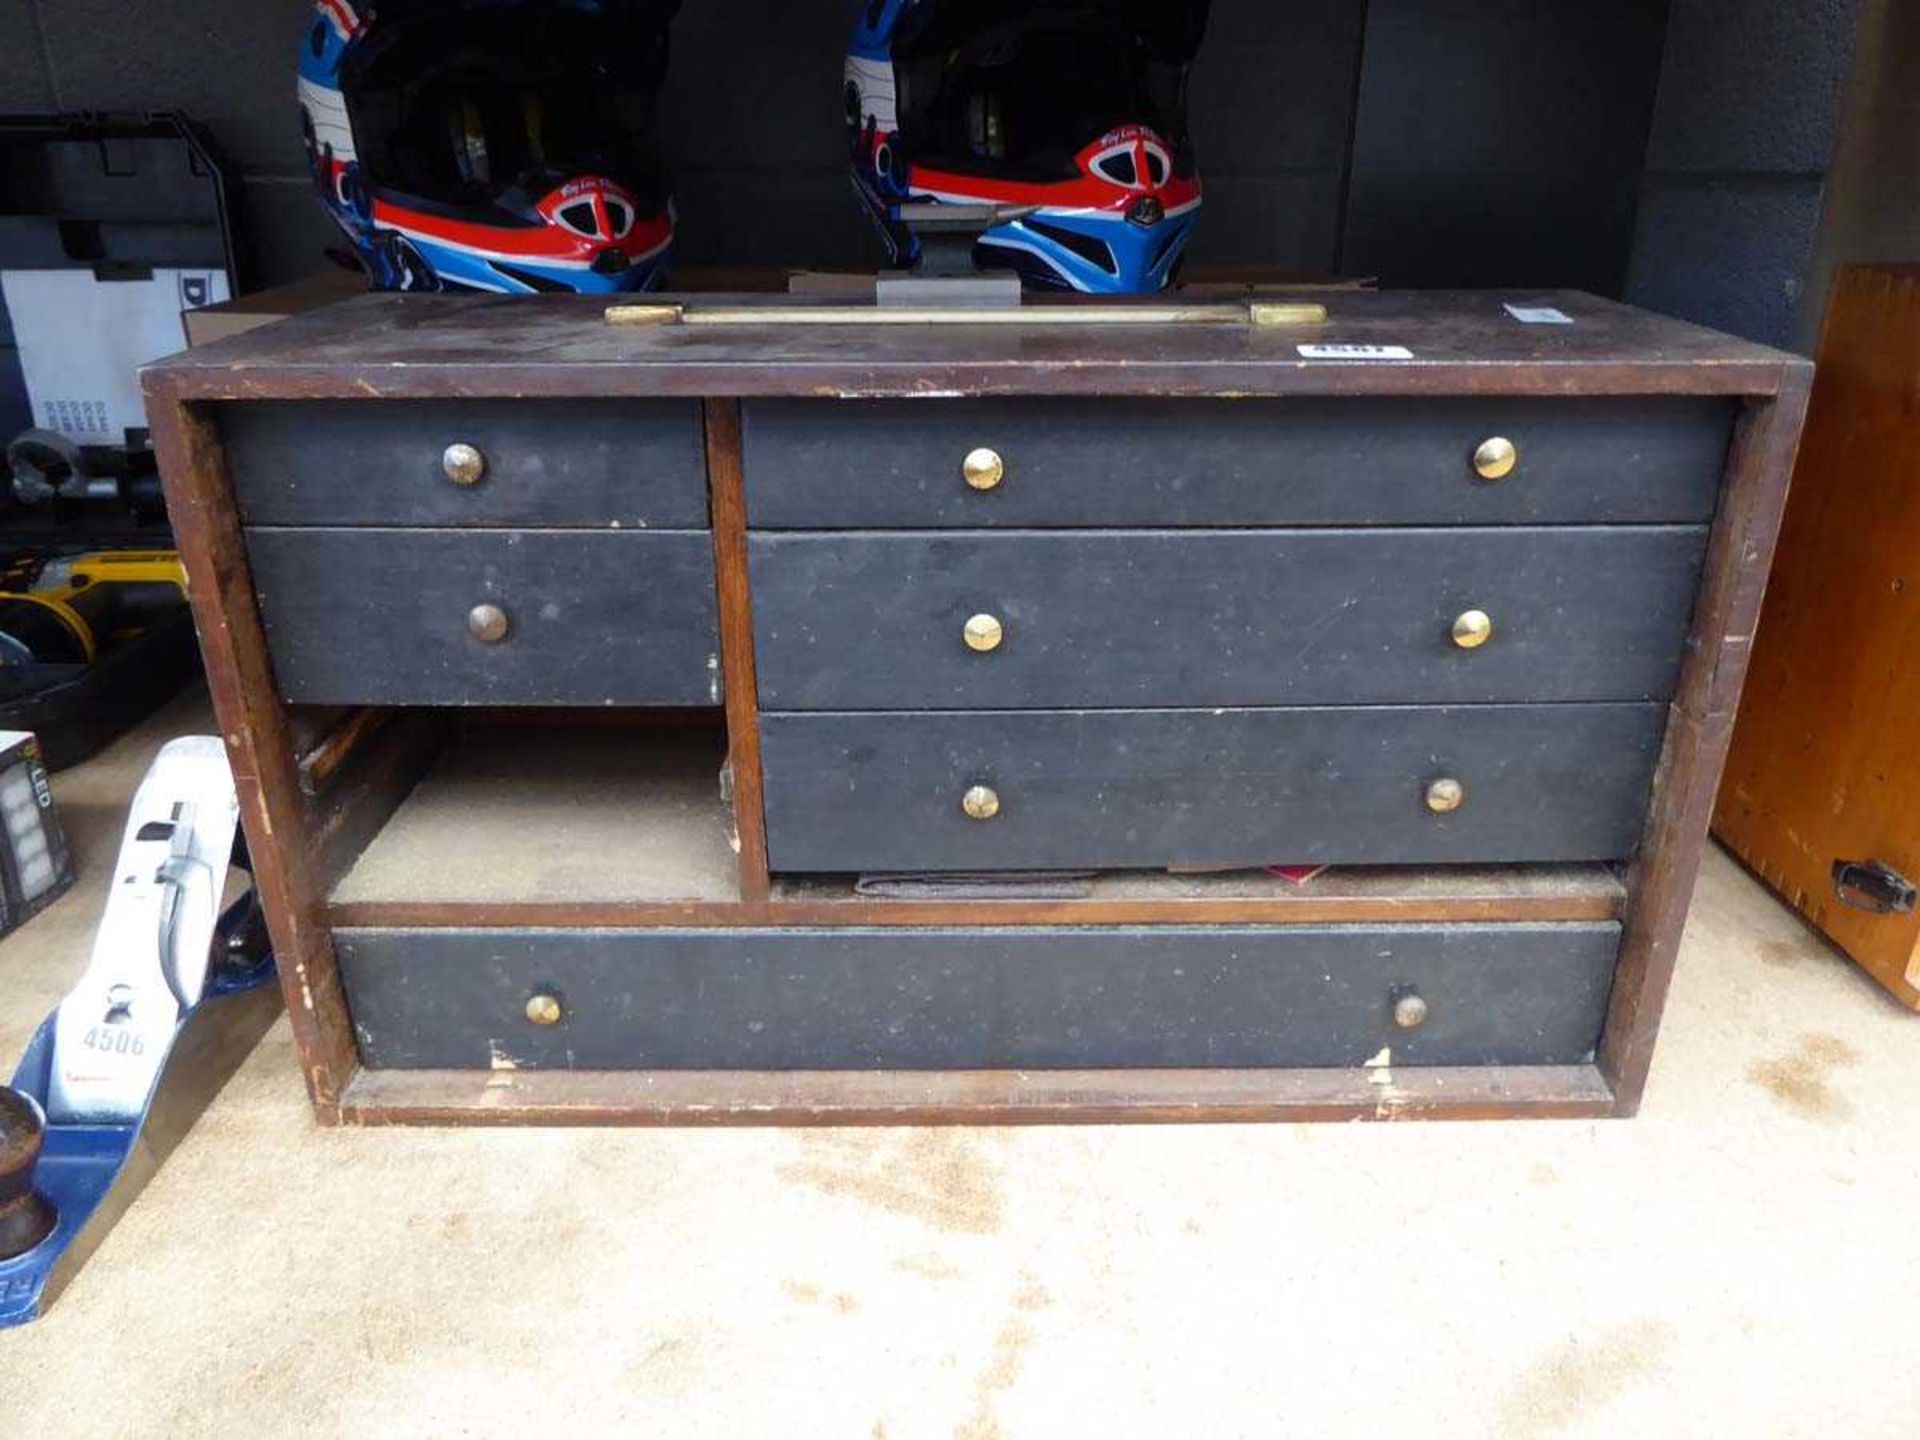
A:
<box><xmin>896</xmin><ymin>2</ymin><xmax>1206</xmax><ymax>182</ymax></box>
<box><xmin>344</xmin><ymin>2</ymin><xmax>675</xmax><ymax>214</ymax></box>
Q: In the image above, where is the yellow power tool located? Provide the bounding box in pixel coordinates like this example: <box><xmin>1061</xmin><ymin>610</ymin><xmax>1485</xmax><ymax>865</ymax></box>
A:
<box><xmin>0</xmin><ymin>552</ymin><xmax>189</xmax><ymax>667</ymax></box>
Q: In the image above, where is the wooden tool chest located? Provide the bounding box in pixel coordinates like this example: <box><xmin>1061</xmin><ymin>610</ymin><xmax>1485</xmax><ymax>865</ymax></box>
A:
<box><xmin>142</xmin><ymin>290</ymin><xmax>1810</xmax><ymax>1126</ymax></box>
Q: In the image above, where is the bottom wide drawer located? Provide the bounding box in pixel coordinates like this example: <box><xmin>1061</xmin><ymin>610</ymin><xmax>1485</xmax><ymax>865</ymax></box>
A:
<box><xmin>336</xmin><ymin>923</ymin><xmax>1620</xmax><ymax>1071</ymax></box>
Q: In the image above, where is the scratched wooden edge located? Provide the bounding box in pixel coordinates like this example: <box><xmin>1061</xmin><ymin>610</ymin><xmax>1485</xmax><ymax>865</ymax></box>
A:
<box><xmin>325</xmin><ymin>1062</ymin><xmax>1618</xmax><ymax>1127</ymax></box>
<box><xmin>326</xmin><ymin>888</ymin><xmax>1625</xmax><ymax>930</ymax></box>
<box><xmin>143</xmin><ymin>362</ymin><xmax>1790</xmax><ymax>405</ymax></box>
<box><xmin>1598</xmin><ymin>370</ymin><xmax>1816</xmax><ymax>1114</ymax></box>
<box><xmin>143</xmin><ymin>391</ymin><xmax>361</xmax><ymax>1108</ymax></box>
<box><xmin>705</xmin><ymin>399</ymin><xmax>772</xmax><ymax>904</ymax></box>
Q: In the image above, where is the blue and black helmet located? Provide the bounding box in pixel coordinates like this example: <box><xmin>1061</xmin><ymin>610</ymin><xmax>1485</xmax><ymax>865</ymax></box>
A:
<box><xmin>298</xmin><ymin>0</ymin><xmax>680</xmax><ymax>294</ymax></box>
<box><xmin>847</xmin><ymin>0</ymin><xmax>1211</xmax><ymax>293</ymax></box>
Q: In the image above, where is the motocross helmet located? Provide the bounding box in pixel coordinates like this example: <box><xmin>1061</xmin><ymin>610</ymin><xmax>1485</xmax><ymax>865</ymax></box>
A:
<box><xmin>298</xmin><ymin>0</ymin><xmax>679</xmax><ymax>294</ymax></box>
<box><xmin>847</xmin><ymin>0</ymin><xmax>1209</xmax><ymax>293</ymax></box>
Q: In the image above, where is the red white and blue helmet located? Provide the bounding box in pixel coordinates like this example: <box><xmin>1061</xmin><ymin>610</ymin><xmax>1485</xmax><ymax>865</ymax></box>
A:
<box><xmin>847</xmin><ymin>0</ymin><xmax>1210</xmax><ymax>293</ymax></box>
<box><xmin>298</xmin><ymin>0</ymin><xmax>679</xmax><ymax>294</ymax></box>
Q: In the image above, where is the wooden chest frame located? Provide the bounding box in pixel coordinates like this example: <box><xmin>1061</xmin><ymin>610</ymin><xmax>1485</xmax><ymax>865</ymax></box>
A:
<box><xmin>142</xmin><ymin>291</ymin><xmax>1810</xmax><ymax>1127</ymax></box>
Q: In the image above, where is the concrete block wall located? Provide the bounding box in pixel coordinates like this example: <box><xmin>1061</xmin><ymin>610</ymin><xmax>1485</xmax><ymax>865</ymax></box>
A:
<box><xmin>0</xmin><ymin>0</ymin><xmax>1367</xmax><ymax>284</ymax></box>
<box><xmin>0</xmin><ymin>0</ymin><xmax>1872</xmax><ymax>346</ymax></box>
<box><xmin>1340</xmin><ymin>0</ymin><xmax>1670</xmax><ymax>294</ymax></box>
<box><xmin>1626</xmin><ymin>0</ymin><xmax>1868</xmax><ymax>347</ymax></box>
<box><xmin>1804</xmin><ymin>0</ymin><xmax>1920</xmax><ymax>341</ymax></box>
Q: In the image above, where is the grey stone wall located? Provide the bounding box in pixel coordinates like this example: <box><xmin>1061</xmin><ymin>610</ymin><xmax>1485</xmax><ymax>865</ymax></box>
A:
<box><xmin>0</xmin><ymin>0</ymin><xmax>1871</xmax><ymax>348</ymax></box>
<box><xmin>1626</xmin><ymin>0</ymin><xmax>1868</xmax><ymax>347</ymax></box>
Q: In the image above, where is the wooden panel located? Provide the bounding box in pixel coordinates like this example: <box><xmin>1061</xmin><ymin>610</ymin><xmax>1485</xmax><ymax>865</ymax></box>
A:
<box><xmin>245</xmin><ymin>528</ymin><xmax>721</xmax><ymax>706</ymax></box>
<box><xmin>333</xmin><ymin>1062</ymin><xmax>1621</xmax><ymax>1127</ymax></box>
<box><xmin>330</xmin><ymin>863</ymin><xmax>1627</xmax><ymax>929</ymax></box>
<box><xmin>1715</xmin><ymin>265</ymin><xmax>1920</xmax><ymax>1007</ymax></box>
<box><xmin>1601</xmin><ymin>372</ymin><xmax>1815</xmax><ymax>1111</ymax></box>
<box><xmin>742</xmin><ymin>397</ymin><xmax>1730</xmax><ymax>527</ymax></box>
<box><xmin>222</xmin><ymin>399</ymin><xmax>708</xmax><ymax>528</ymax></box>
<box><xmin>751</xmin><ymin>527</ymin><xmax>1707</xmax><ymax>709</ymax></box>
<box><xmin>335</xmin><ymin>922</ymin><xmax>1620</xmax><ymax>1071</ymax></box>
<box><xmin>760</xmin><ymin>704</ymin><xmax>1668</xmax><ymax>873</ymax></box>
<box><xmin>144</xmin><ymin>398</ymin><xmax>359</xmax><ymax>1108</ymax></box>
<box><xmin>706</xmin><ymin>400</ymin><xmax>772</xmax><ymax>905</ymax></box>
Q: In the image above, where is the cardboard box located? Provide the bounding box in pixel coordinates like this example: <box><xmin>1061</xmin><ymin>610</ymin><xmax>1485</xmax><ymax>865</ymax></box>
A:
<box><xmin>181</xmin><ymin>269</ymin><xmax>366</xmax><ymax>348</ymax></box>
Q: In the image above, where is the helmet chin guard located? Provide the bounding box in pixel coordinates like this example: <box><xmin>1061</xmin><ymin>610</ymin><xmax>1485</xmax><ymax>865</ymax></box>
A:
<box><xmin>298</xmin><ymin>0</ymin><xmax>680</xmax><ymax>295</ymax></box>
<box><xmin>847</xmin><ymin>0</ymin><xmax>1211</xmax><ymax>293</ymax></box>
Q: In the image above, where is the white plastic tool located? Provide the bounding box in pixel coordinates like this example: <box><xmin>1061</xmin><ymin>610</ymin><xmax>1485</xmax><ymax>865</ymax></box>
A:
<box><xmin>46</xmin><ymin>737</ymin><xmax>241</xmax><ymax>1124</ymax></box>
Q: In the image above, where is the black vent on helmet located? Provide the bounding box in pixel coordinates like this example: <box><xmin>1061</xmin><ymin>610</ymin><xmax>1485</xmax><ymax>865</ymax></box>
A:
<box><xmin>1022</xmin><ymin>218</ymin><xmax>1117</xmax><ymax>275</ymax></box>
<box><xmin>491</xmin><ymin>261</ymin><xmax>573</xmax><ymax>293</ymax></box>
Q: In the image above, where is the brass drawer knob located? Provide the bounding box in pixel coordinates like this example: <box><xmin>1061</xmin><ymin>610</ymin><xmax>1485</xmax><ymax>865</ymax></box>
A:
<box><xmin>525</xmin><ymin>993</ymin><xmax>563</xmax><ymax>1027</ymax></box>
<box><xmin>1394</xmin><ymin>993</ymin><xmax>1430</xmax><ymax>1030</ymax></box>
<box><xmin>964</xmin><ymin>613</ymin><xmax>1005</xmax><ymax>653</ymax></box>
<box><xmin>1451</xmin><ymin>609</ymin><xmax>1494</xmax><ymax>649</ymax></box>
<box><xmin>1473</xmin><ymin>436</ymin><xmax>1517</xmax><ymax>481</ymax></box>
<box><xmin>442</xmin><ymin>442</ymin><xmax>488</xmax><ymax>486</ymax></box>
<box><xmin>962</xmin><ymin>784</ymin><xmax>1001</xmax><ymax>821</ymax></box>
<box><xmin>1424</xmin><ymin>777</ymin><xmax>1466</xmax><ymax>814</ymax></box>
<box><xmin>467</xmin><ymin>603</ymin><xmax>511</xmax><ymax>644</ymax></box>
<box><xmin>963</xmin><ymin>447</ymin><xmax>1005</xmax><ymax>492</ymax></box>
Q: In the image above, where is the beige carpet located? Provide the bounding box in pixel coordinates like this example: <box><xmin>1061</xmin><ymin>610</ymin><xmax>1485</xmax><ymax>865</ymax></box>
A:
<box><xmin>0</xmin><ymin>689</ymin><xmax>1914</xmax><ymax>1439</ymax></box>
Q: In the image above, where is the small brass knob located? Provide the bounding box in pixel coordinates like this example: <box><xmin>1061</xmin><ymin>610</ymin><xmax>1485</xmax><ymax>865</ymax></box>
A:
<box><xmin>525</xmin><ymin>993</ymin><xmax>563</xmax><ymax>1027</ymax></box>
<box><xmin>442</xmin><ymin>442</ymin><xmax>487</xmax><ymax>486</ymax></box>
<box><xmin>1473</xmin><ymin>436</ymin><xmax>1517</xmax><ymax>481</ymax></box>
<box><xmin>963</xmin><ymin>447</ymin><xmax>1005</xmax><ymax>492</ymax></box>
<box><xmin>467</xmin><ymin>603</ymin><xmax>511</xmax><ymax>644</ymax></box>
<box><xmin>1451</xmin><ymin>609</ymin><xmax>1494</xmax><ymax>649</ymax></box>
<box><xmin>1425</xmin><ymin>778</ymin><xmax>1467</xmax><ymax>815</ymax></box>
<box><xmin>964</xmin><ymin>614</ymin><xmax>1005</xmax><ymax>653</ymax></box>
<box><xmin>1394</xmin><ymin>993</ymin><xmax>1430</xmax><ymax>1030</ymax></box>
<box><xmin>962</xmin><ymin>785</ymin><xmax>1001</xmax><ymax>821</ymax></box>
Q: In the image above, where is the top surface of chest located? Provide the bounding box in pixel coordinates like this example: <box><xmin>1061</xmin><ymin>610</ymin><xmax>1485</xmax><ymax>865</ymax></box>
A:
<box><xmin>145</xmin><ymin>289</ymin><xmax>1806</xmax><ymax>403</ymax></box>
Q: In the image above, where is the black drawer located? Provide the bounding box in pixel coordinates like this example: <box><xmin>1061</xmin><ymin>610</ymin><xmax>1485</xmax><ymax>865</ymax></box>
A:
<box><xmin>759</xmin><ymin>704</ymin><xmax>1667</xmax><ymax>872</ymax></box>
<box><xmin>742</xmin><ymin>397</ymin><xmax>1731</xmax><ymax>528</ymax></box>
<box><xmin>751</xmin><ymin>526</ymin><xmax>1706</xmax><ymax>709</ymax></box>
<box><xmin>248</xmin><ymin>527</ymin><xmax>720</xmax><ymax>706</ymax></box>
<box><xmin>336</xmin><ymin>922</ymin><xmax>1620</xmax><ymax>1070</ymax></box>
<box><xmin>223</xmin><ymin>399</ymin><xmax>709</xmax><ymax>528</ymax></box>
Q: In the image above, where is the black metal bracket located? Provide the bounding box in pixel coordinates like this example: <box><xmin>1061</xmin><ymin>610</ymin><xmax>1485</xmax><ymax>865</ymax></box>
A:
<box><xmin>1832</xmin><ymin>858</ymin><xmax>1918</xmax><ymax>916</ymax></box>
